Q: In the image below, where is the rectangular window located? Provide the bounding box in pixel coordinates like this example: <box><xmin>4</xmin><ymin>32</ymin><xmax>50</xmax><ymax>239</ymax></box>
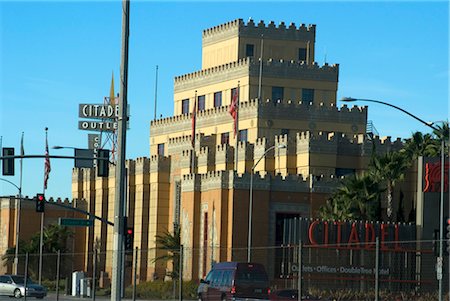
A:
<box><xmin>181</xmin><ymin>99</ymin><xmax>189</xmax><ymax>115</ymax></box>
<box><xmin>198</xmin><ymin>95</ymin><xmax>206</xmax><ymax>111</ymax></box>
<box><xmin>335</xmin><ymin>168</ymin><xmax>355</xmax><ymax>177</ymax></box>
<box><xmin>157</xmin><ymin>143</ymin><xmax>164</xmax><ymax>156</ymax></box>
<box><xmin>174</xmin><ymin>181</ymin><xmax>181</xmax><ymax>227</ymax></box>
<box><xmin>298</xmin><ymin>48</ymin><xmax>307</xmax><ymax>61</ymax></box>
<box><xmin>238</xmin><ymin>129</ymin><xmax>248</xmax><ymax>142</ymax></box>
<box><xmin>302</xmin><ymin>88</ymin><xmax>314</xmax><ymax>103</ymax></box>
<box><xmin>246</xmin><ymin>44</ymin><xmax>254</xmax><ymax>57</ymax></box>
<box><xmin>231</xmin><ymin>87</ymin><xmax>238</xmax><ymax>102</ymax></box>
<box><xmin>214</xmin><ymin>91</ymin><xmax>222</xmax><ymax>108</ymax></box>
<box><xmin>272</xmin><ymin>86</ymin><xmax>284</xmax><ymax>102</ymax></box>
<box><xmin>203</xmin><ymin>212</ymin><xmax>208</xmax><ymax>278</ymax></box>
<box><xmin>221</xmin><ymin>132</ymin><xmax>230</xmax><ymax>145</ymax></box>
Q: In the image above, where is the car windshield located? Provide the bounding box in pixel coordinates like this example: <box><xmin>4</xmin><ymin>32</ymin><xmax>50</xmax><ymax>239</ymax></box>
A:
<box><xmin>11</xmin><ymin>276</ymin><xmax>33</xmax><ymax>285</ymax></box>
<box><xmin>235</xmin><ymin>265</ymin><xmax>268</xmax><ymax>282</ymax></box>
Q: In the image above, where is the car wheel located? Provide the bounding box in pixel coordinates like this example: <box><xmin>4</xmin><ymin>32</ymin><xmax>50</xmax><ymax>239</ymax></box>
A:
<box><xmin>14</xmin><ymin>289</ymin><xmax>22</xmax><ymax>298</ymax></box>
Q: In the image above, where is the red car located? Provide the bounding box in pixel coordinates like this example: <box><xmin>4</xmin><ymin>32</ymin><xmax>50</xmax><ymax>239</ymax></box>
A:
<box><xmin>269</xmin><ymin>289</ymin><xmax>323</xmax><ymax>300</ymax></box>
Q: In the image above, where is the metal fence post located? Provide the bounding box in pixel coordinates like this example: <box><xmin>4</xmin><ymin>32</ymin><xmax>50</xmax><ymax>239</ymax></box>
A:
<box><xmin>56</xmin><ymin>250</ymin><xmax>61</xmax><ymax>301</ymax></box>
<box><xmin>92</xmin><ymin>249</ymin><xmax>97</xmax><ymax>301</ymax></box>
<box><xmin>375</xmin><ymin>237</ymin><xmax>379</xmax><ymax>301</ymax></box>
<box><xmin>297</xmin><ymin>241</ymin><xmax>302</xmax><ymax>301</ymax></box>
<box><xmin>24</xmin><ymin>252</ymin><xmax>28</xmax><ymax>301</ymax></box>
<box><xmin>179</xmin><ymin>245</ymin><xmax>184</xmax><ymax>301</ymax></box>
<box><xmin>132</xmin><ymin>247</ymin><xmax>138</xmax><ymax>301</ymax></box>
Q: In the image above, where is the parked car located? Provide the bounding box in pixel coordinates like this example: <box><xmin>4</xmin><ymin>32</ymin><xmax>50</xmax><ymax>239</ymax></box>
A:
<box><xmin>0</xmin><ymin>275</ymin><xmax>47</xmax><ymax>298</ymax></box>
<box><xmin>198</xmin><ymin>262</ymin><xmax>270</xmax><ymax>301</ymax></box>
<box><xmin>269</xmin><ymin>289</ymin><xmax>323</xmax><ymax>300</ymax></box>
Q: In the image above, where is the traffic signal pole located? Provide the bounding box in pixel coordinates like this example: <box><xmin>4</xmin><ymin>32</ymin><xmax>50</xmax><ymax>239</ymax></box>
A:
<box><xmin>111</xmin><ymin>1</ymin><xmax>130</xmax><ymax>301</ymax></box>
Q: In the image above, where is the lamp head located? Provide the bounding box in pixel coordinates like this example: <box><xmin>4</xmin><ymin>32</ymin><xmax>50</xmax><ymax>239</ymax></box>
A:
<box><xmin>52</xmin><ymin>146</ymin><xmax>64</xmax><ymax>149</ymax></box>
<box><xmin>340</xmin><ymin>97</ymin><xmax>357</xmax><ymax>102</ymax></box>
<box><xmin>278</xmin><ymin>144</ymin><xmax>287</xmax><ymax>149</ymax></box>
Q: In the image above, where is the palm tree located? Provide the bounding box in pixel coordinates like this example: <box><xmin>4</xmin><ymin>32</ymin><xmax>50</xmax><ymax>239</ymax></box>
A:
<box><xmin>2</xmin><ymin>225</ymin><xmax>73</xmax><ymax>278</ymax></box>
<box><xmin>153</xmin><ymin>226</ymin><xmax>181</xmax><ymax>279</ymax></box>
<box><xmin>369</xmin><ymin>151</ymin><xmax>410</xmax><ymax>219</ymax></box>
<box><xmin>402</xmin><ymin>131</ymin><xmax>437</xmax><ymax>159</ymax></box>
<box><xmin>318</xmin><ymin>173</ymin><xmax>382</xmax><ymax>221</ymax></box>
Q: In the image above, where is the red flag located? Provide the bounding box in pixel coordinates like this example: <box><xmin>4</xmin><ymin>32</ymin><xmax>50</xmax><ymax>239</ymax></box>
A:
<box><xmin>44</xmin><ymin>134</ymin><xmax>51</xmax><ymax>189</ymax></box>
<box><xmin>229</xmin><ymin>88</ymin><xmax>238</xmax><ymax>137</ymax></box>
<box><xmin>191</xmin><ymin>98</ymin><xmax>197</xmax><ymax>148</ymax></box>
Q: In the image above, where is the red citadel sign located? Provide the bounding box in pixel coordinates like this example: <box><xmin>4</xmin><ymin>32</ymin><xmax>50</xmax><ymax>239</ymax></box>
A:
<box><xmin>284</xmin><ymin>218</ymin><xmax>416</xmax><ymax>252</ymax></box>
<box><xmin>423</xmin><ymin>161</ymin><xmax>449</xmax><ymax>192</ymax></box>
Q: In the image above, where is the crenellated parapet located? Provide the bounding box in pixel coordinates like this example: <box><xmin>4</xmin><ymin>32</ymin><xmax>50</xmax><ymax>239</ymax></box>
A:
<box><xmin>295</xmin><ymin>131</ymin><xmax>404</xmax><ymax>158</ymax></box>
<box><xmin>48</xmin><ymin>197</ymin><xmax>74</xmax><ymax>206</ymax></box>
<box><xmin>215</xmin><ymin>143</ymin><xmax>234</xmax><ymax>171</ymax></box>
<box><xmin>135</xmin><ymin>157</ymin><xmax>150</xmax><ymax>174</ymax></box>
<box><xmin>199</xmin><ymin>170</ymin><xmax>234</xmax><ymax>191</ymax></box>
<box><xmin>259</xmin><ymin>101</ymin><xmax>366</xmax><ymax>127</ymax></box>
<box><xmin>174</xmin><ymin>57</ymin><xmax>338</xmax><ymax>93</ymax></box>
<box><xmin>167</xmin><ymin>135</ymin><xmax>196</xmax><ymax>156</ymax></box>
<box><xmin>180</xmin><ymin>150</ymin><xmax>194</xmax><ymax>171</ymax></box>
<box><xmin>202</xmin><ymin>18</ymin><xmax>315</xmax><ymax>46</ymax></box>
<box><xmin>149</xmin><ymin>155</ymin><xmax>171</xmax><ymax>173</ymax></box>
<box><xmin>197</xmin><ymin>146</ymin><xmax>215</xmax><ymax>173</ymax></box>
<box><xmin>237</xmin><ymin>141</ymin><xmax>254</xmax><ymax>161</ymax></box>
<box><xmin>249</xmin><ymin>59</ymin><xmax>338</xmax><ymax>82</ymax></box>
<box><xmin>181</xmin><ymin>174</ymin><xmax>201</xmax><ymax>192</ymax></box>
<box><xmin>174</xmin><ymin>58</ymin><xmax>250</xmax><ymax>87</ymax></box>
<box><xmin>126</xmin><ymin>159</ymin><xmax>136</xmax><ymax>175</ymax></box>
<box><xmin>370</xmin><ymin>136</ymin><xmax>403</xmax><ymax>153</ymax></box>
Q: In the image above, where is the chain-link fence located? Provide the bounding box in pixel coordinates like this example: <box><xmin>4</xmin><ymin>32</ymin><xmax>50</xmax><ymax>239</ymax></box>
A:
<box><xmin>1</xmin><ymin>241</ymin><xmax>448</xmax><ymax>301</ymax></box>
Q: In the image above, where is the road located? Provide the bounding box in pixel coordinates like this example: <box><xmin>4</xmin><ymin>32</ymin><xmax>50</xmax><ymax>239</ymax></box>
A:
<box><xmin>0</xmin><ymin>293</ymin><xmax>194</xmax><ymax>301</ymax></box>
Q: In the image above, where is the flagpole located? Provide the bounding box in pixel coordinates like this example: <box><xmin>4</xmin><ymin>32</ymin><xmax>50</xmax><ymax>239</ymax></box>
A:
<box><xmin>154</xmin><ymin>65</ymin><xmax>159</xmax><ymax>120</ymax></box>
<box><xmin>257</xmin><ymin>35</ymin><xmax>264</xmax><ymax>100</ymax></box>
<box><xmin>211</xmin><ymin>201</ymin><xmax>214</xmax><ymax>269</ymax></box>
<box><xmin>14</xmin><ymin>132</ymin><xmax>24</xmax><ymax>274</ymax></box>
<box><xmin>39</xmin><ymin>127</ymin><xmax>49</xmax><ymax>285</ymax></box>
<box><xmin>234</xmin><ymin>82</ymin><xmax>240</xmax><ymax>172</ymax></box>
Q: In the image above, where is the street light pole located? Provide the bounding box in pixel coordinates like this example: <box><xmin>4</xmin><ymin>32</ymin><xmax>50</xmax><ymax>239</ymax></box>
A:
<box><xmin>111</xmin><ymin>1</ymin><xmax>130</xmax><ymax>301</ymax></box>
<box><xmin>248</xmin><ymin>144</ymin><xmax>286</xmax><ymax>262</ymax></box>
<box><xmin>341</xmin><ymin>97</ymin><xmax>446</xmax><ymax>301</ymax></box>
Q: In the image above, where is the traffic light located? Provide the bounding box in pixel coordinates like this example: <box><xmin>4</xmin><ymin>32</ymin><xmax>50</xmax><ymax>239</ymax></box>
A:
<box><xmin>35</xmin><ymin>193</ymin><xmax>45</xmax><ymax>213</ymax></box>
<box><xmin>125</xmin><ymin>227</ymin><xmax>134</xmax><ymax>251</ymax></box>
<box><xmin>97</xmin><ymin>149</ymin><xmax>109</xmax><ymax>177</ymax></box>
<box><xmin>2</xmin><ymin>148</ymin><xmax>15</xmax><ymax>176</ymax></box>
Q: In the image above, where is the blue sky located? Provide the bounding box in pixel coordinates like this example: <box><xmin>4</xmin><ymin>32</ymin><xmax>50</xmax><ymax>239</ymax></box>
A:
<box><xmin>0</xmin><ymin>1</ymin><xmax>448</xmax><ymax>200</ymax></box>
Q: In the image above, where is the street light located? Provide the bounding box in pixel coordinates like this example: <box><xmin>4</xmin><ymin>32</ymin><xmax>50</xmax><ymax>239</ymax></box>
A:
<box><xmin>248</xmin><ymin>143</ymin><xmax>287</xmax><ymax>262</ymax></box>
<box><xmin>52</xmin><ymin>145</ymin><xmax>76</xmax><ymax>150</ymax></box>
<box><xmin>341</xmin><ymin>97</ymin><xmax>446</xmax><ymax>301</ymax></box>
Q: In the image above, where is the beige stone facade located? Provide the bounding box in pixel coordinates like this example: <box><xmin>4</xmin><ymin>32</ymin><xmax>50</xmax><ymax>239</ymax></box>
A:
<box><xmin>70</xmin><ymin>18</ymin><xmax>414</xmax><ymax>283</ymax></box>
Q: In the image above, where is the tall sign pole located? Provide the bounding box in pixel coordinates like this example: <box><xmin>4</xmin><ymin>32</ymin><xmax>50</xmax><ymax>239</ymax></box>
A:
<box><xmin>111</xmin><ymin>1</ymin><xmax>130</xmax><ymax>301</ymax></box>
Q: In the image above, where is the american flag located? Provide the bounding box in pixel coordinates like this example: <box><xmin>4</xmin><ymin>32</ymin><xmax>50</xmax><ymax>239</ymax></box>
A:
<box><xmin>229</xmin><ymin>87</ymin><xmax>239</xmax><ymax>137</ymax></box>
<box><xmin>44</xmin><ymin>133</ymin><xmax>51</xmax><ymax>190</ymax></box>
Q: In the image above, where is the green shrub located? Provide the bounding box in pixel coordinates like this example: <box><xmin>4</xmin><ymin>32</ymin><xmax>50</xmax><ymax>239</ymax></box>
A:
<box><xmin>124</xmin><ymin>280</ymin><xmax>198</xmax><ymax>300</ymax></box>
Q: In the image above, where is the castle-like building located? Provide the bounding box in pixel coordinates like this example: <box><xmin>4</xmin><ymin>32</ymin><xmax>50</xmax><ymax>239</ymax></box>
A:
<box><xmin>71</xmin><ymin>19</ymin><xmax>412</xmax><ymax>284</ymax></box>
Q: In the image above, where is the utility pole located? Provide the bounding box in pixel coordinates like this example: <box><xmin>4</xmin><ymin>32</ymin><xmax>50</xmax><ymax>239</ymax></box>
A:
<box><xmin>111</xmin><ymin>1</ymin><xmax>130</xmax><ymax>301</ymax></box>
